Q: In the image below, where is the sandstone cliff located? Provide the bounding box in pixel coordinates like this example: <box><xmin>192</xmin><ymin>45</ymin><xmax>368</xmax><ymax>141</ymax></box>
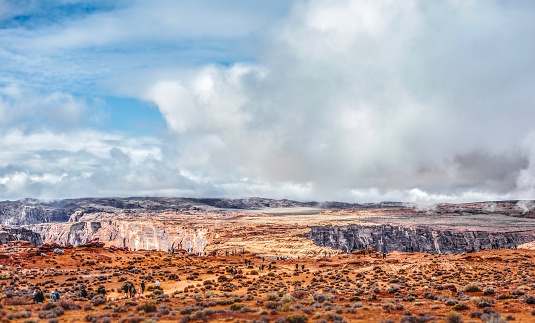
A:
<box><xmin>306</xmin><ymin>224</ymin><xmax>535</xmax><ymax>254</ymax></box>
<box><xmin>0</xmin><ymin>226</ymin><xmax>43</xmax><ymax>245</ymax></box>
<box><xmin>31</xmin><ymin>218</ymin><xmax>214</xmax><ymax>253</ymax></box>
<box><xmin>0</xmin><ymin>197</ymin><xmax>337</xmax><ymax>225</ymax></box>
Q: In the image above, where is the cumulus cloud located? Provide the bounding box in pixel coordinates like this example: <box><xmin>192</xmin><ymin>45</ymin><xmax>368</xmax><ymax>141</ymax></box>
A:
<box><xmin>0</xmin><ymin>128</ymin><xmax>198</xmax><ymax>199</ymax></box>
<box><xmin>0</xmin><ymin>84</ymin><xmax>87</xmax><ymax>132</ymax></box>
<box><xmin>139</xmin><ymin>0</ymin><xmax>535</xmax><ymax>202</ymax></box>
<box><xmin>2</xmin><ymin>0</ymin><xmax>535</xmax><ymax>203</ymax></box>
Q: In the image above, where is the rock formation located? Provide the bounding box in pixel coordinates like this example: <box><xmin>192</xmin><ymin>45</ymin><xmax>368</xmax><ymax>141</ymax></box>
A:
<box><xmin>0</xmin><ymin>226</ymin><xmax>43</xmax><ymax>245</ymax></box>
<box><xmin>1</xmin><ymin>197</ymin><xmax>535</xmax><ymax>256</ymax></box>
<box><xmin>29</xmin><ymin>216</ymin><xmax>215</xmax><ymax>253</ymax></box>
<box><xmin>306</xmin><ymin>224</ymin><xmax>535</xmax><ymax>254</ymax></box>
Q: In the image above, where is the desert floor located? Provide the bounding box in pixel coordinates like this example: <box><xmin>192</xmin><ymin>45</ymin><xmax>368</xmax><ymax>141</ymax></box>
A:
<box><xmin>1</xmin><ymin>242</ymin><xmax>535</xmax><ymax>322</ymax></box>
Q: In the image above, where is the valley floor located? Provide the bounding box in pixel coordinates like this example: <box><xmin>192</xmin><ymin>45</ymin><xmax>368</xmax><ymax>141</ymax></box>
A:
<box><xmin>1</xmin><ymin>243</ymin><xmax>535</xmax><ymax>322</ymax></box>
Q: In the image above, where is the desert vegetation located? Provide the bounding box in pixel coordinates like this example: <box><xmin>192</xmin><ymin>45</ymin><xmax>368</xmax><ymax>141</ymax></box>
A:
<box><xmin>1</xmin><ymin>240</ymin><xmax>535</xmax><ymax>322</ymax></box>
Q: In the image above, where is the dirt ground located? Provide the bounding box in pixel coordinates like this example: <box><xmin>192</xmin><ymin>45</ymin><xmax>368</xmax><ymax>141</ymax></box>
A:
<box><xmin>1</xmin><ymin>241</ymin><xmax>535</xmax><ymax>323</ymax></box>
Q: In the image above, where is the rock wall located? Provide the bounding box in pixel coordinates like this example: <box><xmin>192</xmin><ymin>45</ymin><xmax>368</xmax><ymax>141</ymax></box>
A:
<box><xmin>306</xmin><ymin>224</ymin><xmax>535</xmax><ymax>254</ymax></box>
<box><xmin>0</xmin><ymin>226</ymin><xmax>43</xmax><ymax>245</ymax></box>
<box><xmin>0</xmin><ymin>202</ymin><xmax>70</xmax><ymax>225</ymax></box>
<box><xmin>30</xmin><ymin>220</ymin><xmax>214</xmax><ymax>253</ymax></box>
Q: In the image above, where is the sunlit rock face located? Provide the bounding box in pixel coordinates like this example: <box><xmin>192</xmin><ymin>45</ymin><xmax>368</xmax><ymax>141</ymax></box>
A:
<box><xmin>306</xmin><ymin>224</ymin><xmax>535</xmax><ymax>254</ymax></box>
<box><xmin>3</xmin><ymin>197</ymin><xmax>535</xmax><ymax>255</ymax></box>
<box><xmin>30</xmin><ymin>218</ymin><xmax>214</xmax><ymax>253</ymax></box>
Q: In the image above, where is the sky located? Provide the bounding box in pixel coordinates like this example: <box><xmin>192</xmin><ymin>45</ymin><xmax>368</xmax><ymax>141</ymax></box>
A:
<box><xmin>1</xmin><ymin>0</ymin><xmax>535</xmax><ymax>203</ymax></box>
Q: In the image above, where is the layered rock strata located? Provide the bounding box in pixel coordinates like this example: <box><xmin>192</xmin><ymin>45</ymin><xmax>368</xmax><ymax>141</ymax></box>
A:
<box><xmin>0</xmin><ymin>226</ymin><xmax>43</xmax><ymax>245</ymax></box>
<box><xmin>306</xmin><ymin>224</ymin><xmax>535</xmax><ymax>254</ymax></box>
<box><xmin>30</xmin><ymin>219</ymin><xmax>213</xmax><ymax>253</ymax></box>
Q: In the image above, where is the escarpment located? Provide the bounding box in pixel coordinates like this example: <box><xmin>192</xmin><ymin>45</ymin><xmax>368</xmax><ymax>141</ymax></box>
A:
<box><xmin>306</xmin><ymin>224</ymin><xmax>535</xmax><ymax>254</ymax></box>
<box><xmin>0</xmin><ymin>226</ymin><xmax>43</xmax><ymax>245</ymax></box>
<box><xmin>1</xmin><ymin>197</ymin><xmax>535</xmax><ymax>256</ymax></box>
<box><xmin>31</xmin><ymin>218</ymin><xmax>214</xmax><ymax>253</ymax></box>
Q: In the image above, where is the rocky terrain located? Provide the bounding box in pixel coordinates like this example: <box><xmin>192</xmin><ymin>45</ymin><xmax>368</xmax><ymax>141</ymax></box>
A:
<box><xmin>0</xmin><ymin>197</ymin><xmax>362</xmax><ymax>226</ymax></box>
<box><xmin>1</xmin><ymin>241</ymin><xmax>535</xmax><ymax>322</ymax></box>
<box><xmin>0</xmin><ymin>198</ymin><xmax>534</xmax><ymax>321</ymax></box>
<box><xmin>307</xmin><ymin>224</ymin><xmax>535</xmax><ymax>254</ymax></box>
<box><xmin>1</xmin><ymin>198</ymin><xmax>535</xmax><ymax>256</ymax></box>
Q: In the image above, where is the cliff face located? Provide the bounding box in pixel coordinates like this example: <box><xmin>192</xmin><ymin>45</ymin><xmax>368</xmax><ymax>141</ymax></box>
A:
<box><xmin>0</xmin><ymin>197</ymin><xmax>330</xmax><ymax>225</ymax></box>
<box><xmin>31</xmin><ymin>219</ymin><xmax>213</xmax><ymax>253</ymax></box>
<box><xmin>0</xmin><ymin>201</ymin><xmax>70</xmax><ymax>225</ymax></box>
<box><xmin>306</xmin><ymin>224</ymin><xmax>535</xmax><ymax>254</ymax></box>
<box><xmin>0</xmin><ymin>226</ymin><xmax>43</xmax><ymax>245</ymax></box>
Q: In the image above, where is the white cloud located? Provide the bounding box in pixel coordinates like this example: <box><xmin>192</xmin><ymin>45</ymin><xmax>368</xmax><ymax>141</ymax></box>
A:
<box><xmin>138</xmin><ymin>0</ymin><xmax>535</xmax><ymax>202</ymax></box>
<box><xmin>2</xmin><ymin>0</ymin><xmax>535</xmax><ymax>203</ymax></box>
<box><xmin>0</xmin><ymin>84</ymin><xmax>87</xmax><ymax>131</ymax></box>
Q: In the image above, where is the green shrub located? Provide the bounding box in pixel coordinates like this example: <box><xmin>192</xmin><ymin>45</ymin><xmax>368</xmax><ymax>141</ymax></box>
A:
<box><xmin>90</xmin><ymin>296</ymin><xmax>106</xmax><ymax>306</ymax></box>
<box><xmin>445</xmin><ymin>311</ymin><xmax>463</xmax><ymax>323</ymax></box>
<box><xmin>287</xmin><ymin>313</ymin><xmax>308</xmax><ymax>323</ymax></box>
<box><xmin>281</xmin><ymin>294</ymin><xmax>294</xmax><ymax>304</ymax></box>
<box><xmin>230</xmin><ymin>303</ymin><xmax>245</xmax><ymax>311</ymax></box>
<box><xmin>266</xmin><ymin>292</ymin><xmax>279</xmax><ymax>301</ymax></box>
<box><xmin>137</xmin><ymin>302</ymin><xmax>156</xmax><ymax>313</ymax></box>
<box><xmin>464</xmin><ymin>283</ymin><xmax>481</xmax><ymax>292</ymax></box>
<box><xmin>453</xmin><ymin>303</ymin><xmax>469</xmax><ymax>311</ymax></box>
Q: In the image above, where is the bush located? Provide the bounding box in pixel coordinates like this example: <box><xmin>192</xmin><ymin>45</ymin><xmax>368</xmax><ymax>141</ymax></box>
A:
<box><xmin>287</xmin><ymin>313</ymin><xmax>308</xmax><ymax>323</ymax></box>
<box><xmin>119</xmin><ymin>316</ymin><xmax>144</xmax><ymax>323</ymax></box>
<box><xmin>453</xmin><ymin>303</ymin><xmax>469</xmax><ymax>311</ymax></box>
<box><xmin>137</xmin><ymin>302</ymin><xmax>156</xmax><ymax>313</ymax></box>
<box><xmin>42</xmin><ymin>303</ymin><xmax>57</xmax><ymax>310</ymax></box>
<box><xmin>445</xmin><ymin>311</ymin><xmax>463</xmax><ymax>323</ymax></box>
<box><xmin>464</xmin><ymin>283</ymin><xmax>481</xmax><ymax>292</ymax></box>
<box><xmin>525</xmin><ymin>295</ymin><xmax>535</xmax><ymax>304</ymax></box>
<box><xmin>313</xmin><ymin>293</ymin><xmax>326</xmax><ymax>303</ymax></box>
<box><xmin>58</xmin><ymin>299</ymin><xmax>81</xmax><ymax>310</ymax></box>
<box><xmin>3</xmin><ymin>296</ymin><xmax>32</xmax><ymax>305</ymax></box>
<box><xmin>483</xmin><ymin>287</ymin><xmax>495</xmax><ymax>295</ymax></box>
<box><xmin>482</xmin><ymin>314</ymin><xmax>506</xmax><ymax>323</ymax></box>
<box><xmin>266</xmin><ymin>292</ymin><xmax>279</xmax><ymax>301</ymax></box>
<box><xmin>6</xmin><ymin>311</ymin><xmax>31</xmax><ymax>320</ymax></box>
<box><xmin>38</xmin><ymin>311</ymin><xmax>56</xmax><ymax>319</ymax></box>
<box><xmin>424</xmin><ymin>292</ymin><xmax>437</xmax><ymax>300</ymax></box>
<box><xmin>387</xmin><ymin>285</ymin><xmax>400</xmax><ymax>294</ymax></box>
<box><xmin>90</xmin><ymin>296</ymin><xmax>106</xmax><ymax>306</ymax></box>
<box><xmin>469</xmin><ymin>311</ymin><xmax>482</xmax><ymax>318</ymax></box>
<box><xmin>281</xmin><ymin>294</ymin><xmax>294</xmax><ymax>304</ymax></box>
<box><xmin>266</xmin><ymin>301</ymin><xmax>280</xmax><ymax>309</ymax></box>
<box><xmin>157</xmin><ymin>305</ymin><xmax>170</xmax><ymax>316</ymax></box>
<box><xmin>52</xmin><ymin>306</ymin><xmax>64</xmax><ymax>317</ymax></box>
<box><xmin>291</xmin><ymin>290</ymin><xmax>308</xmax><ymax>299</ymax></box>
<box><xmin>230</xmin><ymin>303</ymin><xmax>245</xmax><ymax>311</ymax></box>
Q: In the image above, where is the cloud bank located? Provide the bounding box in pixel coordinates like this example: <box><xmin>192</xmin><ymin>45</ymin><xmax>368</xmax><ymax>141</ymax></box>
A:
<box><xmin>2</xmin><ymin>0</ymin><xmax>535</xmax><ymax>202</ymax></box>
<box><xmin>139</xmin><ymin>0</ymin><xmax>535</xmax><ymax>202</ymax></box>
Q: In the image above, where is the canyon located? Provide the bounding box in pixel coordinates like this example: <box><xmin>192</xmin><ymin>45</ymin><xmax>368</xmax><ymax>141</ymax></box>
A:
<box><xmin>2</xmin><ymin>197</ymin><xmax>535</xmax><ymax>322</ymax></box>
<box><xmin>1</xmin><ymin>198</ymin><xmax>535</xmax><ymax>255</ymax></box>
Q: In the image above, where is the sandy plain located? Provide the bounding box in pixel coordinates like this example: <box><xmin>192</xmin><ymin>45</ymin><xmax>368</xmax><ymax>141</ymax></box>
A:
<box><xmin>1</xmin><ymin>239</ymin><xmax>535</xmax><ymax>323</ymax></box>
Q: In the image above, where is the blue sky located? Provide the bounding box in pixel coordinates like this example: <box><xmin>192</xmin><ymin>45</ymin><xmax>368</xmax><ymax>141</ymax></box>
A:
<box><xmin>1</xmin><ymin>0</ymin><xmax>535</xmax><ymax>204</ymax></box>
